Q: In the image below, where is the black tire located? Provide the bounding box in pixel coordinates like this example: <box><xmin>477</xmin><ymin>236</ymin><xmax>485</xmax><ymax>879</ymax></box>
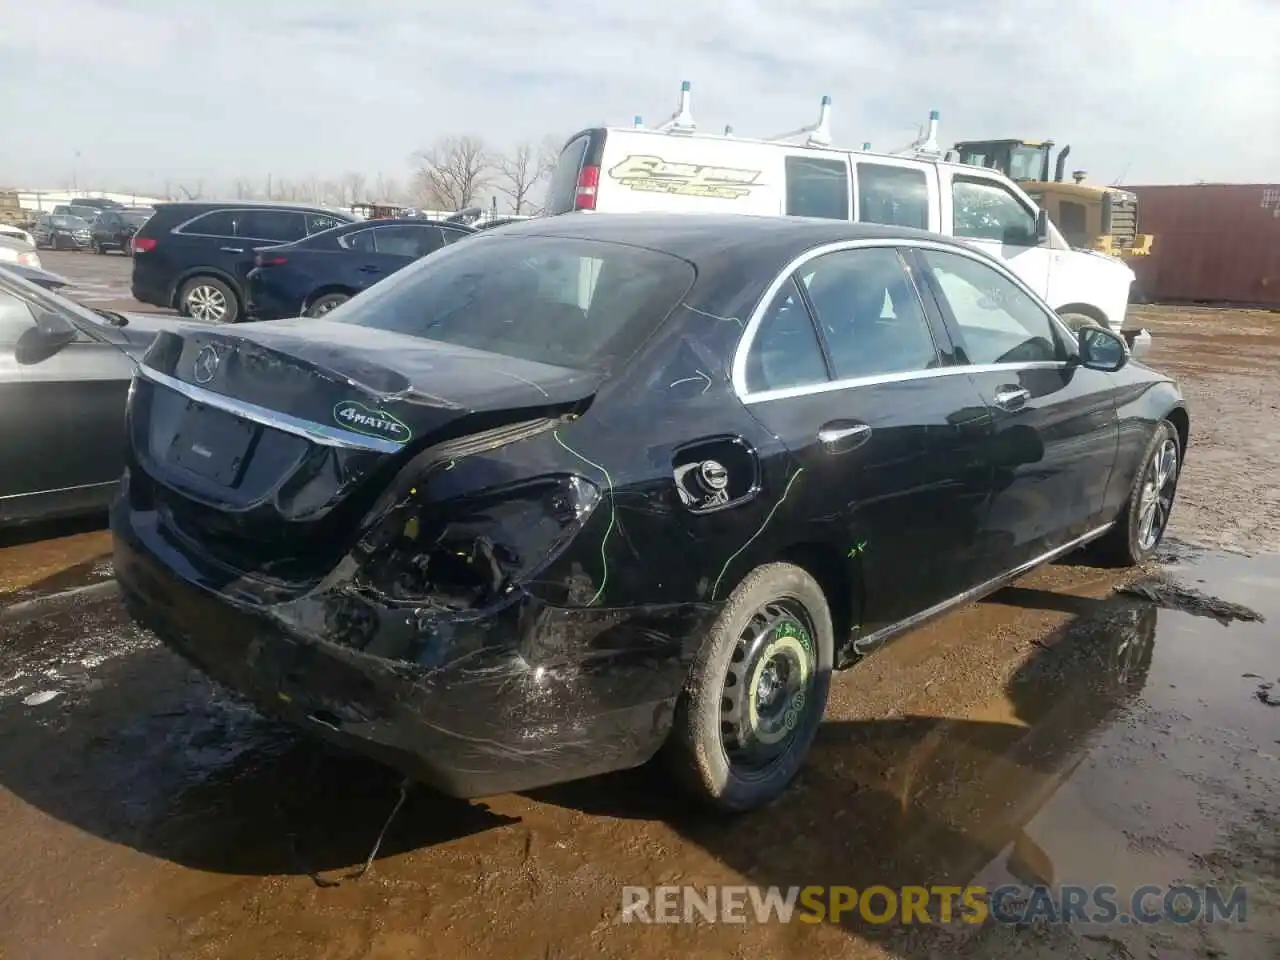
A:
<box><xmin>1059</xmin><ymin>312</ymin><xmax>1102</xmax><ymax>332</ymax></box>
<box><xmin>666</xmin><ymin>562</ymin><xmax>834</xmax><ymax>812</ymax></box>
<box><xmin>306</xmin><ymin>292</ymin><xmax>350</xmax><ymax>317</ymax></box>
<box><xmin>179</xmin><ymin>276</ymin><xmax>238</xmax><ymax>323</ymax></box>
<box><xmin>1096</xmin><ymin>419</ymin><xmax>1181</xmax><ymax>565</ymax></box>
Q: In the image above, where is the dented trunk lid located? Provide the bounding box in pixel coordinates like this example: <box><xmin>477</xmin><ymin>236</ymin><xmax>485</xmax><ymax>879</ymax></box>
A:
<box><xmin>127</xmin><ymin>318</ymin><xmax>600</xmax><ymax>582</ymax></box>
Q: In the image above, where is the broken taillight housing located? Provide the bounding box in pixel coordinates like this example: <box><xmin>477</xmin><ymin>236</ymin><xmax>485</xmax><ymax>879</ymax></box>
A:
<box><xmin>357</xmin><ymin>474</ymin><xmax>601</xmax><ymax>610</ymax></box>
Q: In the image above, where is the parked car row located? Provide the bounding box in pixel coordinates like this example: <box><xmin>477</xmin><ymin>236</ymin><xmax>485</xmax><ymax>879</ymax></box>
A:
<box><xmin>30</xmin><ymin>204</ymin><xmax>155</xmax><ymax>253</ymax></box>
<box><xmin>128</xmin><ymin>201</ymin><xmax>476</xmax><ymax>322</ymax></box>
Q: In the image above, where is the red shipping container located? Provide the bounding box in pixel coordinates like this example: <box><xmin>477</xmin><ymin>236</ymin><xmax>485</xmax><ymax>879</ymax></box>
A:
<box><xmin>1127</xmin><ymin>184</ymin><xmax>1280</xmax><ymax>308</ymax></box>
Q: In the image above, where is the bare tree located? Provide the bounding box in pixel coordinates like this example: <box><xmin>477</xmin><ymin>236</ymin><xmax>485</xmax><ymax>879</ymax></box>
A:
<box><xmin>176</xmin><ymin>180</ymin><xmax>204</xmax><ymax>200</ymax></box>
<box><xmin>494</xmin><ymin>141</ymin><xmax>548</xmax><ymax>214</ymax></box>
<box><xmin>343</xmin><ymin>171</ymin><xmax>367</xmax><ymax>205</ymax></box>
<box><xmin>232</xmin><ymin>179</ymin><xmax>256</xmax><ymax>200</ymax></box>
<box><xmin>410</xmin><ymin>136</ymin><xmax>491</xmax><ymax>210</ymax></box>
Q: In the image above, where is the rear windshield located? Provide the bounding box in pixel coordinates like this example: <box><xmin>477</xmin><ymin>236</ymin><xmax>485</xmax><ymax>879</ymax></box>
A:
<box><xmin>326</xmin><ymin>234</ymin><xmax>695</xmax><ymax>372</ymax></box>
<box><xmin>52</xmin><ymin>216</ymin><xmax>89</xmax><ymax>228</ymax></box>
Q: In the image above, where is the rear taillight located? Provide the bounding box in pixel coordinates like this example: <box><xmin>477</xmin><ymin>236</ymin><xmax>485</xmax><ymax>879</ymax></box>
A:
<box><xmin>574</xmin><ymin>165</ymin><xmax>600</xmax><ymax>211</ymax></box>
<box><xmin>133</xmin><ymin>236</ymin><xmax>157</xmax><ymax>253</ymax></box>
<box><xmin>255</xmin><ymin>253</ymin><xmax>288</xmax><ymax>268</ymax></box>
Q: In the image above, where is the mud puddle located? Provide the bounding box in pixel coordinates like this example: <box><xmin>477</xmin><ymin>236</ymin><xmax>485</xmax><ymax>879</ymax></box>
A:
<box><xmin>0</xmin><ymin>549</ymin><xmax>1275</xmax><ymax>959</ymax></box>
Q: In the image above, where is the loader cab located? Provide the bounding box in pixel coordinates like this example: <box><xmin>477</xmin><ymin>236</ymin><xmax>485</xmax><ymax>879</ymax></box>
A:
<box><xmin>954</xmin><ymin>139</ymin><xmax>1055</xmax><ymax>183</ymax></box>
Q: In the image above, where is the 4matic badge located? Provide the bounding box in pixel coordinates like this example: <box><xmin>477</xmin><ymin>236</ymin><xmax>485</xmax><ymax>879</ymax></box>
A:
<box><xmin>333</xmin><ymin>400</ymin><xmax>412</xmax><ymax>443</ymax></box>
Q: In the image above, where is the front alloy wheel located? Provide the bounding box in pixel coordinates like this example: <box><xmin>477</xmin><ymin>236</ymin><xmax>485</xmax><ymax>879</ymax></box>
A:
<box><xmin>1137</xmin><ymin>436</ymin><xmax>1178</xmax><ymax>552</ymax></box>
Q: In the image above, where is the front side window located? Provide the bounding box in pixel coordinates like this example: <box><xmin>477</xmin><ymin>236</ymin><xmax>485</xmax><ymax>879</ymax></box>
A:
<box><xmin>799</xmin><ymin>247</ymin><xmax>939</xmax><ymax>380</ymax></box>
<box><xmin>744</xmin><ymin>277</ymin><xmax>829</xmax><ymax>393</ymax></box>
<box><xmin>327</xmin><ymin>235</ymin><xmax>696</xmax><ymax>372</ymax></box>
<box><xmin>370</xmin><ymin>224</ymin><xmax>443</xmax><ymax>258</ymax></box>
<box><xmin>921</xmin><ymin>249</ymin><xmax>1061</xmax><ymax>365</ymax></box>
<box><xmin>235</xmin><ymin>210</ymin><xmax>307</xmax><ymax>243</ymax></box>
<box><xmin>856</xmin><ymin>163</ymin><xmax>929</xmax><ymax>230</ymax></box>
<box><xmin>951</xmin><ymin>177</ymin><xmax>1037</xmax><ymax>245</ymax></box>
<box><xmin>0</xmin><ymin>289</ymin><xmax>36</xmax><ymax>345</ymax></box>
<box><xmin>785</xmin><ymin>157</ymin><xmax>850</xmax><ymax>220</ymax></box>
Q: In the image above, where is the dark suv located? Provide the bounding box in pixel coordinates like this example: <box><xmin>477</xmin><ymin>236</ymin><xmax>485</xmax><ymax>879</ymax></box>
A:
<box><xmin>130</xmin><ymin>202</ymin><xmax>356</xmax><ymax>323</ymax></box>
<box><xmin>91</xmin><ymin>207</ymin><xmax>154</xmax><ymax>254</ymax></box>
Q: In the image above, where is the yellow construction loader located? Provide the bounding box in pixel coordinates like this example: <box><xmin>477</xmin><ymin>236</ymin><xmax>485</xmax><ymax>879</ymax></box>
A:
<box><xmin>951</xmin><ymin>138</ymin><xmax>1154</xmax><ymax>259</ymax></box>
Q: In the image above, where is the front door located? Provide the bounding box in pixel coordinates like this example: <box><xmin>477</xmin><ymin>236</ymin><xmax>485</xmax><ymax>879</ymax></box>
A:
<box><xmin>941</xmin><ymin>170</ymin><xmax>1053</xmax><ymax>302</ymax></box>
<box><xmin>739</xmin><ymin>244</ymin><xmax>994</xmax><ymax>639</ymax></box>
<box><xmin>912</xmin><ymin>245</ymin><xmax>1119</xmax><ymax>571</ymax></box>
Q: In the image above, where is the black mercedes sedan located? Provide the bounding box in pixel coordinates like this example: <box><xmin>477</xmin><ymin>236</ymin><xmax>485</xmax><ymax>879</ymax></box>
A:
<box><xmin>110</xmin><ymin>214</ymin><xmax>1188</xmax><ymax>812</ymax></box>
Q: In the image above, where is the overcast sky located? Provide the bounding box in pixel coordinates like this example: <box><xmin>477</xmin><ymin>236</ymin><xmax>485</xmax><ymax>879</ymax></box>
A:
<box><xmin>3</xmin><ymin>0</ymin><xmax>1277</xmax><ymax>195</ymax></box>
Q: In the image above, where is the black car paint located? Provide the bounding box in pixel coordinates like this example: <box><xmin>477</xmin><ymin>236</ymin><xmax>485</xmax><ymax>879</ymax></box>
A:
<box><xmin>243</xmin><ymin>218</ymin><xmax>476</xmax><ymax>320</ymax></box>
<box><xmin>130</xmin><ymin>202</ymin><xmax>357</xmax><ymax>314</ymax></box>
<box><xmin>110</xmin><ymin>214</ymin><xmax>1188</xmax><ymax>798</ymax></box>
<box><xmin>91</xmin><ymin>208</ymin><xmax>153</xmax><ymax>252</ymax></box>
<box><xmin>0</xmin><ymin>272</ymin><xmax>194</xmax><ymax>525</ymax></box>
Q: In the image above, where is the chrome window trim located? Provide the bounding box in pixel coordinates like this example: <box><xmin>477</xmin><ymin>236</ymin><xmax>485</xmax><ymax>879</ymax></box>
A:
<box><xmin>732</xmin><ymin>237</ymin><xmax>1077</xmax><ymax>404</ymax></box>
<box><xmin>172</xmin><ymin>207</ymin><xmax>338</xmax><ymax>243</ymax></box>
<box><xmin>135</xmin><ymin>362</ymin><xmax>403</xmax><ymax>453</ymax></box>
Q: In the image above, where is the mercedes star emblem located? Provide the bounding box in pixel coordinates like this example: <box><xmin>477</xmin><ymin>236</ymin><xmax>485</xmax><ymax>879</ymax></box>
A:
<box><xmin>193</xmin><ymin>345</ymin><xmax>220</xmax><ymax>384</ymax></box>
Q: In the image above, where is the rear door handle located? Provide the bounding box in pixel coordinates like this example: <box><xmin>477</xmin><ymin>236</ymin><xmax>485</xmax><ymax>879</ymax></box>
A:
<box><xmin>818</xmin><ymin>421</ymin><xmax>872</xmax><ymax>454</ymax></box>
<box><xmin>220</xmin><ymin>246</ymin><xmax>244</xmax><ymax>253</ymax></box>
<box><xmin>993</xmin><ymin>386</ymin><xmax>1031</xmax><ymax>411</ymax></box>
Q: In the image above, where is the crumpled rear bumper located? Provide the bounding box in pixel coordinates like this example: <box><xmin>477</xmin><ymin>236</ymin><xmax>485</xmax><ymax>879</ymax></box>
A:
<box><xmin>111</xmin><ymin>500</ymin><xmax>718</xmax><ymax>798</ymax></box>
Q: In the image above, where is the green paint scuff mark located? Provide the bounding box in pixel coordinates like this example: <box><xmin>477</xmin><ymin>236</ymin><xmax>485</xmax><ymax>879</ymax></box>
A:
<box><xmin>711</xmin><ymin>467</ymin><xmax>805</xmax><ymax>601</ymax></box>
<box><xmin>553</xmin><ymin>430</ymin><xmax>615</xmax><ymax>607</ymax></box>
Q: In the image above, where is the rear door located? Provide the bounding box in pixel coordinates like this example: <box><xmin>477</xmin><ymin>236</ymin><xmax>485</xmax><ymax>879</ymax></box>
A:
<box><xmin>355</xmin><ymin>223</ymin><xmax>448</xmax><ymax>287</ymax></box>
<box><xmin>912</xmin><ymin>244</ymin><xmax>1119</xmax><ymax>571</ymax></box>
<box><xmin>738</xmin><ymin>243</ymin><xmax>994</xmax><ymax>640</ymax></box>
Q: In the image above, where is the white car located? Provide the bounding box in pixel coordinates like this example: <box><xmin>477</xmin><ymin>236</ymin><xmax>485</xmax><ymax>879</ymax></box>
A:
<box><xmin>0</xmin><ymin>235</ymin><xmax>42</xmax><ymax>270</ymax></box>
<box><xmin>0</xmin><ymin>224</ymin><xmax>36</xmax><ymax>248</ymax></box>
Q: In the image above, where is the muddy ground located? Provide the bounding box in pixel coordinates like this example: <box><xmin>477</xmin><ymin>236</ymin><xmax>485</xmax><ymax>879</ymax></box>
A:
<box><xmin>0</xmin><ymin>303</ymin><xmax>1277</xmax><ymax>959</ymax></box>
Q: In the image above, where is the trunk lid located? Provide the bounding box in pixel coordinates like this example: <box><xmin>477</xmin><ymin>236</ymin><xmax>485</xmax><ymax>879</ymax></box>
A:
<box><xmin>128</xmin><ymin>318</ymin><xmax>600</xmax><ymax>582</ymax></box>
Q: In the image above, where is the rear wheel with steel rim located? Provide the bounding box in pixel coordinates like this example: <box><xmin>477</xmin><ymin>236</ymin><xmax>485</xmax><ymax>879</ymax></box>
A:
<box><xmin>667</xmin><ymin>563</ymin><xmax>833</xmax><ymax>812</ymax></box>
<box><xmin>306</xmin><ymin>292</ymin><xmax>350</xmax><ymax>317</ymax></box>
<box><xmin>179</xmin><ymin>276</ymin><xmax>238</xmax><ymax>323</ymax></box>
<box><xmin>1098</xmin><ymin>419</ymin><xmax>1182</xmax><ymax>565</ymax></box>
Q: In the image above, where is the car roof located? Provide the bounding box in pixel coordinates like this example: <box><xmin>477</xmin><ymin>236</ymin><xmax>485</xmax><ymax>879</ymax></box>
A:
<box><xmin>151</xmin><ymin>200</ymin><xmax>354</xmax><ymax>216</ymax></box>
<box><xmin>490</xmin><ymin>212</ymin><xmax>968</xmax><ymax>265</ymax></box>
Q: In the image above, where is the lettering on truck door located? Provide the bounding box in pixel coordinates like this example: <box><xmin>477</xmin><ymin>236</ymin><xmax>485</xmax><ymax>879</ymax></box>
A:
<box><xmin>940</xmin><ymin>170</ymin><xmax>1053</xmax><ymax>304</ymax></box>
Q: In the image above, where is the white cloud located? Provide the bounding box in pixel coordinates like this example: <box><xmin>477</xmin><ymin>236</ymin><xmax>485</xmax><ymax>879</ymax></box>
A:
<box><xmin>2</xmin><ymin>0</ymin><xmax>1277</xmax><ymax>193</ymax></box>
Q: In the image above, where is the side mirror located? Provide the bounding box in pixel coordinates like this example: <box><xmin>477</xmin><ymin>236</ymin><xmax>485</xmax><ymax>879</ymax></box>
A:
<box><xmin>1034</xmin><ymin>208</ymin><xmax>1050</xmax><ymax>243</ymax></box>
<box><xmin>1076</xmin><ymin>325</ymin><xmax>1128</xmax><ymax>373</ymax></box>
<box><xmin>14</xmin><ymin>309</ymin><xmax>78</xmax><ymax>365</ymax></box>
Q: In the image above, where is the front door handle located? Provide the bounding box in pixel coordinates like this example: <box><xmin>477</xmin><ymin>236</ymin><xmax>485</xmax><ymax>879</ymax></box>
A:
<box><xmin>818</xmin><ymin>421</ymin><xmax>872</xmax><ymax>454</ymax></box>
<box><xmin>993</xmin><ymin>385</ymin><xmax>1031</xmax><ymax>411</ymax></box>
<box><xmin>220</xmin><ymin>246</ymin><xmax>245</xmax><ymax>253</ymax></box>
<box><xmin>358</xmin><ymin>265</ymin><xmax>382</xmax><ymax>273</ymax></box>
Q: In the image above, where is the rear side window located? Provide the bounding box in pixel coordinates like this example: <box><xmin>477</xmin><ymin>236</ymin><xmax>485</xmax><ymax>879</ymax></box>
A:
<box><xmin>745</xmin><ymin>278</ymin><xmax>829</xmax><ymax>393</ymax></box>
<box><xmin>785</xmin><ymin>156</ymin><xmax>850</xmax><ymax>220</ymax></box>
<box><xmin>546</xmin><ymin>135</ymin><xmax>591</xmax><ymax>215</ymax></box>
<box><xmin>856</xmin><ymin>163</ymin><xmax>929</xmax><ymax>230</ymax></box>
<box><xmin>327</xmin><ymin>235</ymin><xmax>696</xmax><ymax>372</ymax></box>
<box><xmin>441</xmin><ymin>227</ymin><xmax>471</xmax><ymax>245</ymax></box>
<box><xmin>235</xmin><ymin>210</ymin><xmax>307</xmax><ymax>243</ymax></box>
<box><xmin>370</xmin><ymin>224</ymin><xmax>444</xmax><ymax>257</ymax></box>
<box><xmin>337</xmin><ymin>228</ymin><xmax>375</xmax><ymax>252</ymax></box>
<box><xmin>306</xmin><ymin>213</ymin><xmax>347</xmax><ymax>234</ymax></box>
<box><xmin>179</xmin><ymin>210</ymin><xmax>237</xmax><ymax>237</ymax></box>
<box><xmin>800</xmin><ymin>247</ymin><xmax>939</xmax><ymax>379</ymax></box>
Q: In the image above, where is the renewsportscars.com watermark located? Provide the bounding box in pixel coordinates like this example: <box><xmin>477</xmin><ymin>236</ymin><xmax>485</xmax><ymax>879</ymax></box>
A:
<box><xmin>621</xmin><ymin>884</ymin><xmax>1248</xmax><ymax>926</ymax></box>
